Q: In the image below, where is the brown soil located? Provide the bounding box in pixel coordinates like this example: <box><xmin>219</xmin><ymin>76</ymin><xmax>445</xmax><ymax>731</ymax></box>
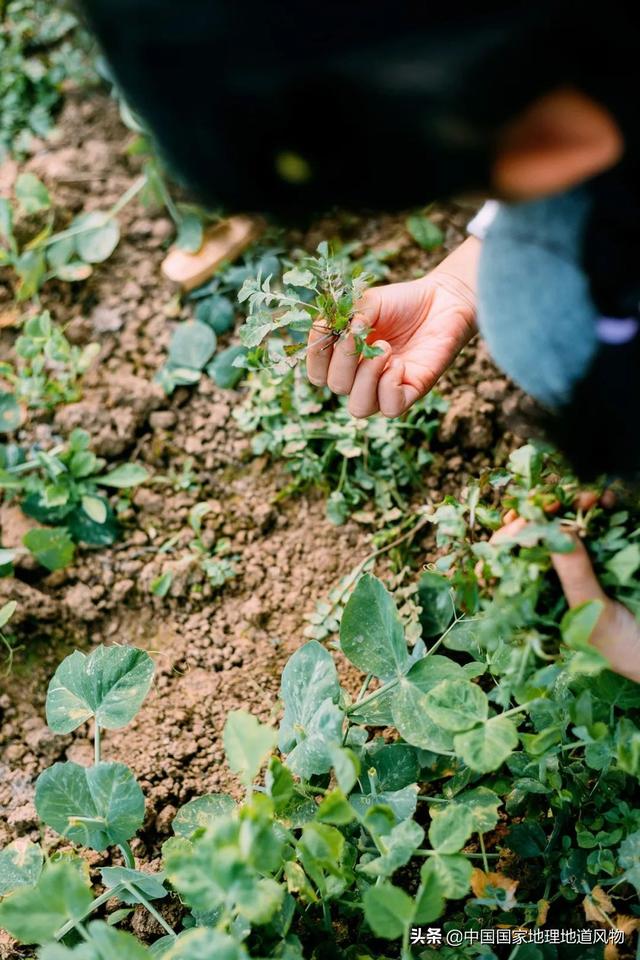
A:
<box><xmin>0</xmin><ymin>92</ymin><xmax>529</xmax><ymax>954</ymax></box>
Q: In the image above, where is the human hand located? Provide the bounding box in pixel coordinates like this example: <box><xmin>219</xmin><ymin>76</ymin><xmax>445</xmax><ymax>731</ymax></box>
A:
<box><xmin>306</xmin><ymin>237</ymin><xmax>480</xmax><ymax>418</ymax></box>
<box><xmin>494</xmin><ymin>516</ymin><xmax>640</xmax><ymax>685</ymax></box>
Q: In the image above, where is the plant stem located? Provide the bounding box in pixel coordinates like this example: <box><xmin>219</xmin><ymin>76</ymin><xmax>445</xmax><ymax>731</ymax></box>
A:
<box><xmin>499</xmin><ymin>700</ymin><xmax>538</xmax><ymax>720</ymax></box>
<box><xmin>123</xmin><ymin>883</ymin><xmax>176</xmax><ymax>938</ymax></box>
<box><xmin>417</xmin><ymin>849</ymin><xmax>499</xmax><ymax>859</ymax></box>
<box><xmin>479</xmin><ymin>832</ymin><xmax>489</xmax><ymax>873</ymax></box>
<box><xmin>334</xmin><ymin>512</ymin><xmax>432</xmax><ymax>610</ymax></box>
<box><xmin>347</xmin><ymin>675</ymin><xmax>399</xmax><ymax>716</ymax></box>
<box><xmin>55</xmin><ymin>885</ymin><xmax>123</xmax><ymax>940</ymax></box>
<box><xmin>119</xmin><ymin>840</ymin><xmax>135</xmax><ymax>870</ymax></box>
<box><xmin>41</xmin><ymin>176</ymin><xmax>146</xmax><ymax>249</ymax></box>
<box><xmin>94</xmin><ymin>722</ymin><xmax>101</xmax><ymax>765</ymax></box>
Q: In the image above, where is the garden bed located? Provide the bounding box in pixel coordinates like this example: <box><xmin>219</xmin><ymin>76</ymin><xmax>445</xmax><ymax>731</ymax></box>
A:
<box><xmin>0</xmin><ymin>94</ymin><xmax>523</xmax><ymax>883</ymax></box>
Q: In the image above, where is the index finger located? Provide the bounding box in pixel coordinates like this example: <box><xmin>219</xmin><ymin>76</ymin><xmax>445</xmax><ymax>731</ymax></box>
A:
<box><xmin>306</xmin><ymin>320</ymin><xmax>335</xmax><ymax>387</ymax></box>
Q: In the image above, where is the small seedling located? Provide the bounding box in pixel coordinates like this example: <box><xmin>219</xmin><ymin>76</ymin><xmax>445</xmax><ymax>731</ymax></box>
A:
<box><xmin>0</xmin><ymin>310</ymin><xmax>98</xmax><ymax>419</ymax></box>
<box><xmin>0</xmin><ymin>171</ymin><xmax>146</xmax><ymax>301</ymax></box>
<box><xmin>0</xmin><ymin>428</ymin><xmax>149</xmax><ymax>570</ymax></box>
<box><xmin>235</xmin><ymin>364</ymin><xmax>447</xmax><ymax>525</ymax></box>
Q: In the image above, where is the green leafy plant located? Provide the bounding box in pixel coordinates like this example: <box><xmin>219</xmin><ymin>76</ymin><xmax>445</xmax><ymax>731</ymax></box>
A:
<box><xmin>154</xmin><ymin>246</ymin><xmax>283</xmax><ymax>395</ymax></box>
<box><xmin>0</xmin><ymin>170</ymin><xmax>147</xmax><ymax>300</ymax></box>
<box><xmin>235</xmin><ymin>363</ymin><xmax>447</xmax><ymax>525</ymax></box>
<box><xmin>0</xmin><ymin>0</ymin><xmax>96</xmax><ymax>159</ymax></box>
<box><xmin>0</xmin><ymin>310</ymin><xmax>98</xmax><ymax>420</ymax></box>
<box><xmin>2</xmin><ymin>558</ymin><xmax>638</xmax><ymax>957</ymax></box>
<box><xmin>0</xmin><ymin>428</ymin><xmax>149</xmax><ymax>570</ymax></box>
<box><xmin>237</xmin><ymin>242</ymin><xmax>387</xmax><ymax>362</ymax></box>
<box><xmin>149</xmin><ymin>501</ymin><xmax>237</xmax><ymax>599</ymax></box>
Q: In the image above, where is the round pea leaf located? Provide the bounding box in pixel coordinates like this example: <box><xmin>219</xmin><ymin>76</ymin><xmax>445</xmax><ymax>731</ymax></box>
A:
<box><xmin>0</xmin><ymin>391</ymin><xmax>23</xmax><ymax>433</ymax></box>
<box><xmin>206</xmin><ymin>345</ymin><xmax>247</xmax><ymax>389</ymax></box>
<box><xmin>454</xmin><ymin>716</ymin><xmax>519</xmax><ymax>773</ymax></box>
<box><xmin>160</xmin><ymin>928</ymin><xmax>248</xmax><ymax>960</ymax></box>
<box><xmin>73</xmin><ymin>212</ymin><xmax>120</xmax><ymax>263</ymax></box>
<box><xmin>46</xmin><ymin>644</ymin><xmax>155</xmax><ymax>733</ymax></box>
<box><xmin>417</xmin><ymin>571</ymin><xmax>454</xmax><ymax>636</ymax></box>
<box><xmin>54</xmin><ymin>262</ymin><xmax>93</xmax><ymax>282</ymax></box>
<box><xmin>15</xmin><ymin>173</ymin><xmax>51</xmax><ymax>215</ymax></box>
<box><xmin>425</xmin><ymin>853</ymin><xmax>473</xmax><ymax>900</ymax></box>
<box><xmin>172</xmin><ymin>794</ymin><xmax>236</xmax><ymax>838</ymax></box>
<box><xmin>223</xmin><ymin>710</ymin><xmax>277</xmax><ymax>788</ymax></box>
<box><xmin>35</xmin><ymin>761</ymin><xmax>144</xmax><ymax>851</ymax></box>
<box><xmin>23</xmin><ymin>527</ymin><xmax>75</xmax><ymax>571</ymax></box>
<box><xmin>363</xmin><ymin>881</ymin><xmax>414</xmax><ymax>939</ymax></box>
<box><xmin>391</xmin><ymin>679</ymin><xmax>455</xmax><ymax>754</ymax></box>
<box><xmin>0</xmin><ymin>839</ymin><xmax>43</xmax><ymax>896</ymax></box>
<box><xmin>39</xmin><ymin>920</ymin><xmax>150</xmax><ymax>959</ymax></box>
<box><xmin>196</xmin><ymin>294</ymin><xmax>235</xmax><ymax>334</ymax></box>
<box><xmin>428</xmin><ymin>803</ymin><xmax>474</xmax><ymax>854</ymax></box>
<box><xmin>423</xmin><ymin>679</ymin><xmax>488</xmax><ymax>732</ymax></box>
<box><xmin>168</xmin><ymin>320</ymin><xmax>216</xmax><ymax>371</ymax></box>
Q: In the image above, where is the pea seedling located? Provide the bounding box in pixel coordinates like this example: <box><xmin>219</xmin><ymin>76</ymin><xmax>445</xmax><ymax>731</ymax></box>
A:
<box><xmin>0</xmin><ymin>428</ymin><xmax>149</xmax><ymax>571</ymax></box>
<box><xmin>3</xmin><ymin>564</ymin><xmax>639</xmax><ymax>957</ymax></box>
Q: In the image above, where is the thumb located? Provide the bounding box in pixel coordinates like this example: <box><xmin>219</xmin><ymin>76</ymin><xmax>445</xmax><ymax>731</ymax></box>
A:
<box><xmin>551</xmin><ymin>534</ymin><xmax>608</xmax><ymax>608</ymax></box>
<box><xmin>378</xmin><ymin>359</ymin><xmax>421</xmax><ymax>417</ymax></box>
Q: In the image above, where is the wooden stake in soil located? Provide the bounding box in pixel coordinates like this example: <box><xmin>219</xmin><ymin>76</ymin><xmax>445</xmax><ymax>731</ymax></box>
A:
<box><xmin>161</xmin><ymin>215</ymin><xmax>264</xmax><ymax>291</ymax></box>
